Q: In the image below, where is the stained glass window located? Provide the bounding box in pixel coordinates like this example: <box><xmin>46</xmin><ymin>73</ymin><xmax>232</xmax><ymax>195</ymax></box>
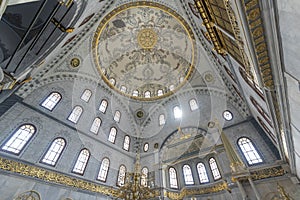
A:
<box><xmin>72</xmin><ymin>149</ymin><xmax>90</xmax><ymax>174</ymax></box>
<box><xmin>1</xmin><ymin>124</ymin><xmax>35</xmax><ymax>154</ymax></box>
<box><xmin>169</xmin><ymin>167</ymin><xmax>178</xmax><ymax>189</ymax></box>
<box><xmin>97</xmin><ymin>158</ymin><xmax>110</xmax><ymax>181</ymax></box>
<box><xmin>80</xmin><ymin>89</ymin><xmax>92</xmax><ymax>102</ymax></box>
<box><xmin>41</xmin><ymin>138</ymin><xmax>66</xmax><ymax>166</ymax></box>
<box><xmin>41</xmin><ymin>92</ymin><xmax>61</xmax><ymax>111</ymax></box>
<box><xmin>90</xmin><ymin>117</ymin><xmax>101</xmax><ymax>134</ymax></box>
<box><xmin>183</xmin><ymin>164</ymin><xmax>194</xmax><ymax>185</ymax></box>
<box><xmin>238</xmin><ymin>137</ymin><xmax>263</xmax><ymax>165</ymax></box>
<box><xmin>197</xmin><ymin>163</ymin><xmax>209</xmax><ymax>183</ymax></box>
<box><xmin>68</xmin><ymin>106</ymin><xmax>83</xmax><ymax>123</ymax></box>
<box><xmin>209</xmin><ymin>158</ymin><xmax>221</xmax><ymax>180</ymax></box>
<box><xmin>117</xmin><ymin>165</ymin><xmax>126</xmax><ymax>186</ymax></box>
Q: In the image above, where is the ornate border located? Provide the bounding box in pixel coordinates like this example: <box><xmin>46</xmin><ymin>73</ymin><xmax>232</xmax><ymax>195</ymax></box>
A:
<box><xmin>92</xmin><ymin>1</ymin><xmax>197</xmax><ymax>101</ymax></box>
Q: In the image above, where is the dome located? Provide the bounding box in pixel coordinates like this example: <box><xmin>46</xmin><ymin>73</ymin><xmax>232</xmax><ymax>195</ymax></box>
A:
<box><xmin>92</xmin><ymin>2</ymin><xmax>196</xmax><ymax>100</ymax></box>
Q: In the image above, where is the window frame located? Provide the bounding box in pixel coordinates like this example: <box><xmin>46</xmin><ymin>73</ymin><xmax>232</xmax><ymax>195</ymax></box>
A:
<box><xmin>169</xmin><ymin>167</ymin><xmax>179</xmax><ymax>189</ymax></box>
<box><xmin>237</xmin><ymin>137</ymin><xmax>263</xmax><ymax>166</ymax></box>
<box><xmin>114</xmin><ymin>110</ymin><xmax>121</xmax><ymax>123</ymax></box>
<box><xmin>143</xmin><ymin>143</ymin><xmax>149</xmax><ymax>152</ymax></box>
<box><xmin>40</xmin><ymin>92</ymin><xmax>62</xmax><ymax>111</ymax></box>
<box><xmin>123</xmin><ymin>135</ymin><xmax>130</xmax><ymax>151</ymax></box>
<box><xmin>90</xmin><ymin>117</ymin><xmax>102</xmax><ymax>134</ymax></box>
<box><xmin>141</xmin><ymin>167</ymin><xmax>149</xmax><ymax>187</ymax></box>
<box><xmin>1</xmin><ymin>124</ymin><xmax>36</xmax><ymax>155</ymax></box>
<box><xmin>182</xmin><ymin>164</ymin><xmax>195</xmax><ymax>185</ymax></box>
<box><xmin>117</xmin><ymin>164</ymin><xmax>127</xmax><ymax>187</ymax></box>
<box><xmin>99</xmin><ymin>99</ymin><xmax>108</xmax><ymax>113</ymax></box>
<box><xmin>67</xmin><ymin>105</ymin><xmax>83</xmax><ymax>123</ymax></box>
<box><xmin>40</xmin><ymin>137</ymin><xmax>66</xmax><ymax>167</ymax></box>
<box><xmin>108</xmin><ymin>127</ymin><xmax>117</xmax><ymax>143</ymax></box>
<box><xmin>159</xmin><ymin>114</ymin><xmax>166</xmax><ymax>126</ymax></box>
<box><xmin>196</xmin><ymin>162</ymin><xmax>210</xmax><ymax>184</ymax></box>
<box><xmin>189</xmin><ymin>98</ymin><xmax>199</xmax><ymax>111</ymax></box>
<box><xmin>208</xmin><ymin>157</ymin><xmax>222</xmax><ymax>180</ymax></box>
<box><xmin>72</xmin><ymin>148</ymin><xmax>90</xmax><ymax>175</ymax></box>
<box><xmin>80</xmin><ymin>89</ymin><xmax>92</xmax><ymax>103</ymax></box>
<box><xmin>97</xmin><ymin>157</ymin><xmax>110</xmax><ymax>182</ymax></box>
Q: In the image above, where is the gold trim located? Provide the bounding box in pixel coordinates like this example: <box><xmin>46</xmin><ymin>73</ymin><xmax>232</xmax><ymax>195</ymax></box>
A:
<box><xmin>166</xmin><ymin>182</ymin><xmax>228</xmax><ymax>200</ymax></box>
<box><xmin>92</xmin><ymin>1</ymin><xmax>197</xmax><ymax>101</ymax></box>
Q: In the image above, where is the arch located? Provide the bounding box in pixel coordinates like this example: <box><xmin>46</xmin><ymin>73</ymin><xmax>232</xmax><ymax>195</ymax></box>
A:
<box><xmin>41</xmin><ymin>137</ymin><xmax>66</xmax><ymax>166</ymax></box>
<box><xmin>189</xmin><ymin>98</ymin><xmax>199</xmax><ymax>111</ymax></box>
<box><xmin>144</xmin><ymin>91</ymin><xmax>151</xmax><ymax>98</ymax></box>
<box><xmin>209</xmin><ymin>157</ymin><xmax>221</xmax><ymax>180</ymax></box>
<box><xmin>237</xmin><ymin>137</ymin><xmax>263</xmax><ymax>165</ymax></box>
<box><xmin>90</xmin><ymin>117</ymin><xmax>101</xmax><ymax>134</ymax></box>
<box><xmin>132</xmin><ymin>90</ymin><xmax>139</xmax><ymax>97</ymax></box>
<box><xmin>68</xmin><ymin>106</ymin><xmax>83</xmax><ymax>123</ymax></box>
<box><xmin>97</xmin><ymin>157</ymin><xmax>110</xmax><ymax>182</ymax></box>
<box><xmin>108</xmin><ymin>127</ymin><xmax>117</xmax><ymax>143</ymax></box>
<box><xmin>159</xmin><ymin>114</ymin><xmax>166</xmax><ymax>126</ymax></box>
<box><xmin>173</xmin><ymin>106</ymin><xmax>182</xmax><ymax>119</ymax></box>
<box><xmin>183</xmin><ymin>164</ymin><xmax>194</xmax><ymax>185</ymax></box>
<box><xmin>169</xmin><ymin>167</ymin><xmax>178</xmax><ymax>189</ymax></box>
<box><xmin>72</xmin><ymin>148</ymin><xmax>90</xmax><ymax>175</ymax></box>
<box><xmin>157</xmin><ymin>89</ymin><xmax>163</xmax><ymax>96</ymax></box>
<box><xmin>99</xmin><ymin>99</ymin><xmax>108</xmax><ymax>113</ymax></box>
<box><xmin>117</xmin><ymin>165</ymin><xmax>126</xmax><ymax>186</ymax></box>
<box><xmin>80</xmin><ymin>89</ymin><xmax>92</xmax><ymax>102</ymax></box>
<box><xmin>141</xmin><ymin>167</ymin><xmax>149</xmax><ymax>187</ymax></box>
<box><xmin>123</xmin><ymin>135</ymin><xmax>130</xmax><ymax>151</ymax></box>
<box><xmin>41</xmin><ymin>92</ymin><xmax>62</xmax><ymax>111</ymax></box>
<box><xmin>197</xmin><ymin>162</ymin><xmax>209</xmax><ymax>184</ymax></box>
<box><xmin>1</xmin><ymin>124</ymin><xmax>36</xmax><ymax>155</ymax></box>
<box><xmin>114</xmin><ymin>110</ymin><xmax>121</xmax><ymax>122</ymax></box>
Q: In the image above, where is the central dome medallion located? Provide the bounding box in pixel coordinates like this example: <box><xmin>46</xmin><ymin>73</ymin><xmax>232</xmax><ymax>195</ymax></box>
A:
<box><xmin>93</xmin><ymin>1</ymin><xmax>196</xmax><ymax>100</ymax></box>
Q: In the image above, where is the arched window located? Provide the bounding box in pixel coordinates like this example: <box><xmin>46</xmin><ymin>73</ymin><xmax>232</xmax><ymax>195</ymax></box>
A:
<box><xmin>110</xmin><ymin>78</ymin><xmax>116</xmax><ymax>85</ymax></box>
<box><xmin>132</xmin><ymin>90</ymin><xmax>139</xmax><ymax>97</ymax></box>
<box><xmin>183</xmin><ymin>164</ymin><xmax>194</xmax><ymax>185</ymax></box>
<box><xmin>209</xmin><ymin>158</ymin><xmax>221</xmax><ymax>180</ymax></box>
<box><xmin>169</xmin><ymin>85</ymin><xmax>175</xmax><ymax>91</ymax></box>
<box><xmin>108</xmin><ymin>127</ymin><xmax>117</xmax><ymax>143</ymax></box>
<box><xmin>173</xmin><ymin>106</ymin><xmax>182</xmax><ymax>119</ymax></box>
<box><xmin>72</xmin><ymin>149</ymin><xmax>90</xmax><ymax>175</ymax></box>
<box><xmin>123</xmin><ymin>135</ymin><xmax>130</xmax><ymax>151</ymax></box>
<box><xmin>41</xmin><ymin>138</ymin><xmax>66</xmax><ymax>166</ymax></box>
<box><xmin>41</xmin><ymin>92</ymin><xmax>61</xmax><ymax>111</ymax></box>
<box><xmin>120</xmin><ymin>85</ymin><xmax>127</xmax><ymax>93</ymax></box>
<box><xmin>144</xmin><ymin>91</ymin><xmax>151</xmax><ymax>98</ymax></box>
<box><xmin>80</xmin><ymin>89</ymin><xmax>92</xmax><ymax>102</ymax></box>
<box><xmin>99</xmin><ymin>99</ymin><xmax>108</xmax><ymax>113</ymax></box>
<box><xmin>169</xmin><ymin>167</ymin><xmax>178</xmax><ymax>189</ymax></box>
<box><xmin>90</xmin><ymin>117</ymin><xmax>101</xmax><ymax>134</ymax></box>
<box><xmin>117</xmin><ymin>165</ymin><xmax>126</xmax><ymax>186</ymax></box>
<box><xmin>141</xmin><ymin>167</ymin><xmax>148</xmax><ymax>187</ymax></box>
<box><xmin>159</xmin><ymin>114</ymin><xmax>165</xmax><ymax>126</ymax></box>
<box><xmin>189</xmin><ymin>99</ymin><xmax>199</xmax><ymax>111</ymax></box>
<box><xmin>238</xmin><ymin>137</ymin><xmax>263</xmax><ymax>165</ymax></box>
<box><xmin>143</xmin><ymin>143</ymin><xmax>149</xmax><ymax>152</ymax></box>
<box><xmin>68</xmin><ymin>106</ymin><xmax>83</xmax><ymax>123</ymax></box>
<box><xmin>1</xmin><ymin>124</ymin><xmax>35</xmax><ymax>155</ymax></box>
<box><xmin>97</xmin><ymin>158</ymin><xmax>110</xmax><ymax>182</ymax></box>
<box><xmin>197</xmin><ymin>163</ymin><xmax>209</xmax><ymax>183</ymax></box>
<box><xmin>114</xmin><ymin>110</ymin><xmax>121</xmax><ymax>122</ymax></box>
<box><xmin>157</xmin><ymin>89</ymin><xmax>163</xmax><ymax>96</ymax></box>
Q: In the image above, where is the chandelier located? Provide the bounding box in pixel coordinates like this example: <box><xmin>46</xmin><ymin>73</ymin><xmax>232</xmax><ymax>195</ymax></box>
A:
<box><xmin>116</xmin><ymin>152</ymin><xmax>157</xmax><ymax>200</ymax></box>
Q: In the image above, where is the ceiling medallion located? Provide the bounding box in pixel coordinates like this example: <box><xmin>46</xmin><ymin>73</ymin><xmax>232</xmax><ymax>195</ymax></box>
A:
<box><xmin>137</xmin><ymin>28</ymin><xmax>158</xmax><ymax>49</ymax></box>
<box><xmin>92</xmin><ymin>1</ymin><xmax>197</xmax><ymax>101</ymax></box>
